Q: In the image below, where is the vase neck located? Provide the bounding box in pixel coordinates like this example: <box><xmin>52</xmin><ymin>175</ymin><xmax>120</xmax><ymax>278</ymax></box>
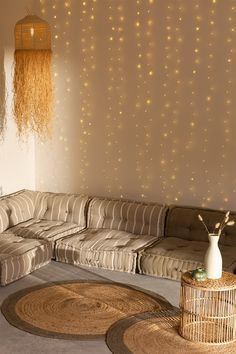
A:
<box><xmin>208</xmin><ymin>233</ymin><xmax>220</xmax><ymax>245</ymax></box>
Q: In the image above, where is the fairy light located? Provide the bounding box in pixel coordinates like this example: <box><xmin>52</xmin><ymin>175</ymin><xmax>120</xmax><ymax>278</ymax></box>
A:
<box><xmin>167</xmin><ymin>1</ymin><xmax>184</xmax><ymax>202</ymax></box>
<box><xmin>218</xmin><ymin>2</ymin><xmax>236</xmax><ymax>206</ymax></box>
<box><xmin>40</xmin><ymin>0</ymin><xmax>46</xmax><ymax>14</ymax></box>
<box><xmin>78</xmin><ymin>0</ymin><xmax>97</xmax><ymax>192</ymax></box>
<box><xmin>200</xmin><ymin>0</ymin><xmax>217</xmax><ymax>207</ymax></box>
<box><xmin>133</xmin><ymin>0</ymin><xmax>156</xmax><ymax>200</ymax></box>
<box><xmin>184</xmin><ymin>0</ymin><xmax>202</xmax><ymax>203</ymax></box>
<box><xmin>133</xmin><ymin>0</ymin><xmax>149</xmax><ymax>199</ymax></box>
<box><xmin>57</xmin><ymin>0</ymin><xmax>72</xmax><ymax>162</ymax></box>
<box><xmin>158</xmin><ymin>2</ymin><xmax>174</xmax><ymax>202</ymax></box>
<box><xmin>116</xmin><ymin>3</ymin><xmax>126</xmax><ymax>197</ymax></box>
<box><xmin>103</xmin><ymin>2</ymin><xmax>126</xmax><ymax>197</ymax></box>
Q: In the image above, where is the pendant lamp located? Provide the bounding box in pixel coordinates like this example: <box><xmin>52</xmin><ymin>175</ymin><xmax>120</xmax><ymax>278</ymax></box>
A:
<box><xmin>14</xmin><ymin>15</ymin><xmax>53</xmax><ymax>138</ymax></box>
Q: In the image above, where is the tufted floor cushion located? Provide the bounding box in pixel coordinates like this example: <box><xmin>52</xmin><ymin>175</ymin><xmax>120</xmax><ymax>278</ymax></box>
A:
<box><xmin>55</xmin><ymin>229</ymin><xmax>158</xmax><ymax>273</ymax></box>
<box><xmin>0</xmin><ymin>233</ymin><xmax>52</xmax><ymax>286</ymax></box>
<box><xmin>138</xmin><ymin>237</ymin><xmax>236</xmax><ymax>281</ymax></box>
<box><xmin>6</xmin><ymin>219</ymin><xmax>84</xmax><ymax>256</ymax></box>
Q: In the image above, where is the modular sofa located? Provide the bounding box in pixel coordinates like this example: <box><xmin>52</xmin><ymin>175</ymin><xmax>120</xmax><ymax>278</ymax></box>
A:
<box><xmin>0</xmin><ymin>189</ymin><xmax>235</xmax><ymax>285</ymax></box>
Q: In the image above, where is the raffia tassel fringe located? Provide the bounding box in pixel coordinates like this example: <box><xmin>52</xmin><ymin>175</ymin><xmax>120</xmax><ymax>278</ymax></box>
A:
<box><xmin>13</xmin><ymin>49</ymin><xmax>53</xmax><ymax>138</ymax></box>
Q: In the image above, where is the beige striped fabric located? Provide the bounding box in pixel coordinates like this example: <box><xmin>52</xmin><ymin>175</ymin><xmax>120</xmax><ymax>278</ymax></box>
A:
<box><xmin>34</xmin><ymin>192</ymin><xmax>49</xmax><ymax>219</ymax></box>
<box><xmin>38</xmin><ymin>193</ymin><xmax>89</xmax><ymax>225</ymax></box>
<box><xmin>0</xmin><ymin>189</ymin><xmax>89</xmax><ymax>226</ymax></box>
<box><xmin>66</xmin><ymin>194</ymin><xmax>89</xmax><ymax>224</ymax></box>
<box><xmin>138</xmin><ymin>237</ymin><xmax>236</xmax><ymax>280</ymax></box>
<box><xmin>88</xmin><ymin>197</ymin><xmax>167</xmax><ymax>238</ymax></box>
<box><xmin>41</xmin><ymin>194</ymin><xmax>69</xmax><ymax>221</ymax></box>
<box><xmin>3</xmin><ymin>190</ymin><xmax>39</xmax><ymax>226</ymax></box>
<box><xmin>55</xmin><ymin>228</ymin><xmax>158</xmax><ymax>273</ymax></box>
<box><xmin>6</xmin><ymin>219</ymin><xmax>83</xmax><ymax>244</ymax></box>
<box><xmin>0</xmin><ymin>201</ymin><xmax>9</xmax><ymax>232</ymax></box>
<box><xmin>0</xmin><ymin>233</ymin><xmax>52</xmax><ymax>286</ymax></box>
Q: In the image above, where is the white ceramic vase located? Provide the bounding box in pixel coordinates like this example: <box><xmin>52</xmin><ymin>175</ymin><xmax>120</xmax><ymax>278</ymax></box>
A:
<box><xmin>204</xmin><ymin>233</ymin><xmax>222</xmax><ymax>279</ymax></box>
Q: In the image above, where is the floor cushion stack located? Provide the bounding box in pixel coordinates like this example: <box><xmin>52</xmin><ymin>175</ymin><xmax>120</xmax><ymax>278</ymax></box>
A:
<box><xmin>55</xmin><ymin>197</ymin><xmax>167</xmax><ymax>273</ymax></box>
<box><xmin>0</xmin><ymin>233</ymin><xmax>52</xmax><ymax>285</ymax></box>
<box><xmin>0</xmin><ymin>190</ymin><xmax>90</xmax><ymax>284</ymax></box>
<box><xmin>138</xmin><ymin>205</ymin><xmax>236</xmax><ymax>280</ymax></box>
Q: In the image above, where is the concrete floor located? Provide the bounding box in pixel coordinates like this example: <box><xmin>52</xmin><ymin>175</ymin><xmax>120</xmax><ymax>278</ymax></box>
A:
<box><xmin>0</xmin><ymin>261</ymin><xmax>180</xmax><ymax>354</ymax></box>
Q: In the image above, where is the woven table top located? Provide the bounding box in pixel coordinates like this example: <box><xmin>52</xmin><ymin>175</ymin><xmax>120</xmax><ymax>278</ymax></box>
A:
<box><xmin>181</xmin><ymin>271</ymin><xmax>236</xmax><ymax>290</ymax></box>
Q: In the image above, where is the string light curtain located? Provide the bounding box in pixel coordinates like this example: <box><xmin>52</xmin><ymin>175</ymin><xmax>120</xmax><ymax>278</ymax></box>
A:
<box><xmin>14</xmin><ymin>15</ymin><xmax>53</xmax><ymax>138</ymax></box>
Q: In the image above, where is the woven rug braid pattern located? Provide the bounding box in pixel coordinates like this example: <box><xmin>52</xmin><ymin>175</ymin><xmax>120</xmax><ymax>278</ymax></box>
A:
<box><xmin>106</xmin><ymin>308</ymin><xmax>236</xmax><ymax>354</ymax></box>
<box><xmin>1</xmin><ymin>280</ymin><xmax>171</xmax><ymax>340</ymax></box>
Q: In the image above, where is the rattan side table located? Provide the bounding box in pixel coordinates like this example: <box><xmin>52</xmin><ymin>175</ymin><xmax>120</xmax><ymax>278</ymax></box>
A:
<box><xmin>179</xmin><ymin>271</ymin><xmax>236</xmax><ymax>344</ymax></box>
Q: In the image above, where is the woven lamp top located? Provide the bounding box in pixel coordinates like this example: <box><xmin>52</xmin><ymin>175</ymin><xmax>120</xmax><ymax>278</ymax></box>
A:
<box><xmin>15</xmin><ymin>15</ymin><xmax>51</xmax><ymax>50</ymax></box>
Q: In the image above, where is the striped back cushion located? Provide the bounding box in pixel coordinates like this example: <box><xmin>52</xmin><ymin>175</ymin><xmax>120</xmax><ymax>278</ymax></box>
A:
<box><xmin>42</xmin><ymin>194</ymin><xmax>69</xmax><ymax>222</ymax></box>
<box><xmin>166</xmin><ymin>205</ymin><xmax>236</xmax><ymax>247</ymax></box>
<box><xmin>5</xmin><ymin>190</ymin><xmax>37</xmax><ymax>226</ymax></box>
<box><xmin>34</xmin><ymin>192</ymin><xmax>49</xmax><ymax>219</ymax></box>
<box><xmin>88</xmin><ymin>197</ymin><xmax>167</xmax><ymax>237</ymax></box>
<box><xmin>66</xmin><ymin>194</ymin><xmax>89</xmax><ymax>225</ymax></box>
<box><xmin>41</xmin><ymin>193</ymin><xmax>89</xmax><ymax>226</ymax></box>
<box><xmin>0</xmin><ymin>201</ymin><xmax>9</xmax><ymax>232</ymax></box>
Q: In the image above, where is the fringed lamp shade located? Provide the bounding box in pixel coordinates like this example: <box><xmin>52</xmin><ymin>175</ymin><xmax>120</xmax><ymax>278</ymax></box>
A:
<box><xmin>15</xmin><ymin>15</ymin><xmax>51</xmax><ymax>50</ymax></box>
<box><xmin>14</xmin><ymin>15</ymin><xmax>53</xmax><ymax>138</ymax></box>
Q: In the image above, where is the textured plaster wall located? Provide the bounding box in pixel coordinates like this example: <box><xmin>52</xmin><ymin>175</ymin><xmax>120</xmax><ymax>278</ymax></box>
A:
<box><xmin>34</xmin><ymin>0</ymin><xmax>236</xmax><ymax>210</ymax></box>
<box><xmin>0</xmin><ymin>0</ymin><xmax>35</xmax><ymax>195</ymax></box>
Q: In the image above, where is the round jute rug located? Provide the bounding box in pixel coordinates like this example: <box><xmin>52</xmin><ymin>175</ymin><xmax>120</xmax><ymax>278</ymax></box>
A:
<box><xmin>1</xmin><ymin>280</ymin><xmax>171</xmax><ymax>340</ymax></box>
<box><xmin>106</xmin><ymin>308</ymin><xmax>236</xmax><ymax>354</ymax></box>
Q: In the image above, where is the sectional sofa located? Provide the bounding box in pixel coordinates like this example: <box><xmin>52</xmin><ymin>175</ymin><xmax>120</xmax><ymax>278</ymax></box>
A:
<box><xmin>0</xmin><ymin>189</ymin><xmax>235</xmax><ymax>285</ymax></box>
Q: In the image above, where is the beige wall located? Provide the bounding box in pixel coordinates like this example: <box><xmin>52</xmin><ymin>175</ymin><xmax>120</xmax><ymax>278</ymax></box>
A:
<box><xmin>0</xmin><ymin>0</ymin><xmax>35</xmax><ymax>195</ymax></box>
<box><xmin>35</xmin><ymin>1</ymin><xmax>236</xmax><ymax>210</ymax></box>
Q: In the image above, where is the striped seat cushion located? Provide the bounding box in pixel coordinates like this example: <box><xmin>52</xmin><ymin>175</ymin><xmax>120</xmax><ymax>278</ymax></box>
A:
<box><xmin>0</xmin><ymin>201</ymin><xmax>9</xmax><ymax>232</ymax></box>
<box><xmin>55</xmin><ymin>228</ymin><xmax>158</xmax><ymax>273</ymax></box>
<box><xmin>138</xmin><ymin>237</ymin><xmax>236</xmax><ymax>281</ymax></box>
<box><xmin>3</xmin><ymin>190</ymin><xmax>40</xmax><ymax>226</ymax></box>
<box><xmin>0</xmin><ymin>233</ymin><xmax>52</xmax><ymax>286</ymax></box>
<box><xmin>88</xmin><ymin>197</ymin><xmax>167</xmax><ymax>237</ymax></box>
<box><xmin>36</xmin><ymin>193</ymin><xmax>89</xmax><ymax>225</ymax></box>
<box><xmin>6</xmin><ymin>219</ymin><xmax>84</xmax><ymax>244</ymax></box>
